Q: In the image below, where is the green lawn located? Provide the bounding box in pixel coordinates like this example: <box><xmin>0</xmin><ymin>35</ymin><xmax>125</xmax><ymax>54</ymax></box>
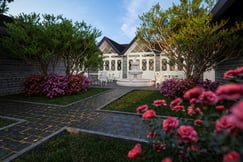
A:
<box><xmin>0</xmin><ymin>118</ymin><xmax>15</xmax><ymax>128</ymax></box>
<box><xmin>103</xmin><ymin>90</ymin><xmax>223</xmax><ymax>119</ymax></box>
<box><xmin>104</xmin><ymin>90</ymin><xmax>191</xmax><ymax>118</ymax></box>
<box><xmin>0</xmin><ymin>88</ymin><xmax>109</xmax><ymax>105</ymax></box>
<box><xmin>15</xmin><ymin>132</ymin><xmax>169</xmax><ymax>162</ymax></box>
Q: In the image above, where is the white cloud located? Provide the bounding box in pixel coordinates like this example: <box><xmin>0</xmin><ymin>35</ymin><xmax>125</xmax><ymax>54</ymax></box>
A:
<box><xmin>121</xmin><ymin>0</ymin><xmax>158</xmax><ymax>39</ymax></box>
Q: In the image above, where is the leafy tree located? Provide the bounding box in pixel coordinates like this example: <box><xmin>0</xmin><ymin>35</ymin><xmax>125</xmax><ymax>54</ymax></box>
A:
<box><xmin>57</xmin><ymin>18</ymin><xmax>102</xmax><ymax>77</ymax></box>
<box><xmin>137</xmin><ymin>0</ymin><xmax>243</xmax><ymax>80</ymax></box>
<box><xmin>0</xmin><ymin>0</ymin><xmax>14</xmax><ymax>14</ymax></box>
<box><xmin>0</xmin><ymin>13</ymin><xmax>62</xmax><ymax>76</ymax></box>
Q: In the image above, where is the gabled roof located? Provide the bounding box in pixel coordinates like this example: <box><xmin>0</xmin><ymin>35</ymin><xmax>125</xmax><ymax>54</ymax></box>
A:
<box><xmin>0</xmin><ymin>14</ymin><xmax>13</xmax><ymax>36</ymax></box>
<box><xmin>98</xmin><ymin>36</ymin><xmax>129</xmax><ymax>55</ymax></box>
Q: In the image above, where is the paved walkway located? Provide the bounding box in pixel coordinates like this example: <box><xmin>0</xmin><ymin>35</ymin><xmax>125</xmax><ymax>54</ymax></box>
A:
<box><xmin>0</xmin><ymin>85</ymin><xmax>159</xmax><ymax>161</ymax></box>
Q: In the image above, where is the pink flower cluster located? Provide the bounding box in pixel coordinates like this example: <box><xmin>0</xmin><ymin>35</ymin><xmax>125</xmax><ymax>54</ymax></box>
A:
<box><xmin>163</xmin><ymin>117</ymin><xmax>179</xmax><ymax>133</ymax></box>
<box><xmin>177</xmin><ymin>125</ymin><xmax>198</xmax><ymax>143</ymax></box>
<box><xmin>128</xmin><ymin>144</ymin><xmax>142</xmax><ymax>159</ymax></box>
<box><xmin>136</xmin><ymin>105</ymin><xmax>148</xmax><ymax>114</ymax></box>
<box><xmin>67</xmin><ymin>74</ymin><xmax>90</xmax><ymax>95</ymax></box>
<box><xmin>224</xmin><ymin>67</ymin><xmax>243</xmax><ymax>78</ymax></box>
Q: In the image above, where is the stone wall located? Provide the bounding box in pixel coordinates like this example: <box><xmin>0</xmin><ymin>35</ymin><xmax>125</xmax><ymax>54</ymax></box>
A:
<box><xmin>0</xmin><ymin>56</ymin><xmax>65</xmax><ymax>96</ymax></box>
<box><xmin>215</xmin><ymin>54</ymin><xmax>243</xmax><ymax>84</ymax></box>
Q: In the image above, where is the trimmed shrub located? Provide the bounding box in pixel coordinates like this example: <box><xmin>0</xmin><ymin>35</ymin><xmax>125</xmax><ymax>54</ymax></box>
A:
<box><xmin>41</xmin><ymin>74</ymin><xmax>68</xmax><ymax>98</ymax></box>
<box><xmin>160</xmin><ymin>79</ymin><xmax>197</xmax><ymax>98</ymax></box>
<box><xmin>67</xmin><ymin>74</ymin><xmax>91</xmax><ymax>95</ymax></box>
<box><xmin>23</xmin><ymin>74</ymin><xmax>44</xmax><ymax>96</ymax></box>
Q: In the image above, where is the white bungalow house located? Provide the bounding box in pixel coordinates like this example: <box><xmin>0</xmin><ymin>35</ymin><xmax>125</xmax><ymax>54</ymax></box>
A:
<box><xmin>97</xmin><ymin>37</ymin><xmax>185</xmax><ymax>84</ymax></box>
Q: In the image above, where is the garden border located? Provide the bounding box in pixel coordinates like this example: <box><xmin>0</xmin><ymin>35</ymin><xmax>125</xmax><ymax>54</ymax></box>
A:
<box><xmin>3</xmin><ymin>126</ymin><xmax>148</xmax><ymax>162</ymax></box>
<box><xmin>0</xmin><ymin>115</ymin><xmax>26</xmax><ymax>131</ymax></box>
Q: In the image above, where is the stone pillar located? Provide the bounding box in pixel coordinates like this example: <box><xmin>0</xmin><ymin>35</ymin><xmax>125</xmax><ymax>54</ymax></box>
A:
<box><xmin>122</xmin><ymin>56</ymin><xmax>127</xmax><ymax>78</ymax></box>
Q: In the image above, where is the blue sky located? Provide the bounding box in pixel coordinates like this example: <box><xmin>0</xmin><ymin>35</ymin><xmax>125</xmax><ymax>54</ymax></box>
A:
<box><xmin>8</xmin><ymin>0</ymin><xmax>180</xmax><ymax>44</ymax></box>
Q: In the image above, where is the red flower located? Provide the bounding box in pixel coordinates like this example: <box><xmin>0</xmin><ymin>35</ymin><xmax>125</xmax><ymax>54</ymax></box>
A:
<box><xmin>177</xmin><ymin>125</ymin><xmax>198</xmax><ymax>143</ymax></box>
<box><xmin>184</xmin><ymin>87</ymin><xmax>204</xmax><ymax>100</ymax></box>
<box><xmin>136</xmin><ymin>105</ymin><xmax>148</xmax><ymax>114</ymax></box>
<box><xmin>194</xmin><ymin>120</ymin><xmax>203</xmax><ymax>126</ymax></box>
<box><xmin>216</xmin><ymin>84</ymin><xmax>243</xmax><ymax>100</ymax></box>
<box><xmin>199</xmin><ymin>91</ymin><xmax>218</xmax><ymax>105</ymax></box>
<box><xmin>187</xmin><ymin>106</ymin><xmax>202</xmax><ymax>117</ymax></box>
<box><xmin>163</xmin><ymin>117</ymin><xmax>179</xmax><ymax>133</ymax></box>
<box><xmin>147</xmin><ymin>131</ymin><xmax>156</xmax><ymax>138</ymax></box>
<box><xmin>142</xmin><ymin>110</ymin><xmax>156</xmax><ymax>119</ymax></box>
<box><xmin>153</xmin><ymin>100</ymin><xmax>167</xmax><ymax>107</ymax></box>
<box><xmin>228</xmin><ymin>100</ymin><xmax>243</xmax><ymax>129</ymax></box>
<box><xmin>161</xmin><ymin>157</ymin><xmax>172</xmax><ymax>162</ymax></box>
<box><xmin>187</xmin><ymin>145</ymin><xmax>200</xmax><ymax>152</ymax></box>
<box><xmin>128</xmin><ymin>144</ymin><xmax>142</xmax><ymax>159</ymax></box>
<box><xmin>171</xmin><ymin>105</ymin><xmax>185</xmax><ymax>112</ymax></box>
<box><xmin>216</xmin><ymin>105</ymin><xmax>225</xmax><ymax>110</ymax></box>
<box><xmin>170</xmin><ymin>98</ymin><xmax>183</xmax><ymax>108</ymax></box>
<box><xmin>223</xmin><ymin>151</ymin><xmax>240</xmax><ymax>162</ymax></box>
<box><xmin>215</xmin><ymin>116</ymin><xmax>235</xmax><ymax>133</ymax></box>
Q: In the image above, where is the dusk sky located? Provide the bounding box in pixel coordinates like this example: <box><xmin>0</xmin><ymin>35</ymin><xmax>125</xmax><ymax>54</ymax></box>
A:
<box><xmin>8</xmin><ymin>0</ymin><xmax>180</xmax><ymax>44</ymax></box>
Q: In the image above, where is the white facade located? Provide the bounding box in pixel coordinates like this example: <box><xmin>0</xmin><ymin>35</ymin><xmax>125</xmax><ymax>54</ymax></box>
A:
<box><xmin>97</xmin><ymin>37</ymin><xmax>185</xmax><ymax>82</ymax></box>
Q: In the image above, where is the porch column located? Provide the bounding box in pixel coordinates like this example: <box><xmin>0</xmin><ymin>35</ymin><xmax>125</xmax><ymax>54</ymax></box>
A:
<box><xmin>122</xmin><ymin>56</ymin><xmax>127</xmax><ymax>78</ymax></box>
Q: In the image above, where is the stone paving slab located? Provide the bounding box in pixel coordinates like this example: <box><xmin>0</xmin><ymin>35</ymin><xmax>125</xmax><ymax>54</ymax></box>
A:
<box><xmin>0</xmin><ymin>87</ymin><xmax>157</xmax><ymax>161</ymax></box>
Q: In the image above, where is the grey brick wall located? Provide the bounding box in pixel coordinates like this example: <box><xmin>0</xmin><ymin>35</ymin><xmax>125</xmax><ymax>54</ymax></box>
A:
<box><xmin>215</xmin><ymin>54</ymin><xmax>243</xmax><ymax>84</ymax></box>
<box><xmin>0</xmin><ymin>56</ymin><xmax>65</xmax><ymax>96</ymax></box>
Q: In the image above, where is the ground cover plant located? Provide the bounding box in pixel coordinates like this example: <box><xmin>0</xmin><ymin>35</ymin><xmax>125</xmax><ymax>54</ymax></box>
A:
<box><xmin>0</xmin><ymin>118</ymin><xmax>15</xmax><ymax>128</ymax></box>
<box><xmin>0</xmin><ymin>88</ymin><xmax>109</xmax><ymax>105</ymax></box>
<box><xmin>16</xmin><ymin>132</ymin><xmax>172</xmax><ymax>162</ymax></box>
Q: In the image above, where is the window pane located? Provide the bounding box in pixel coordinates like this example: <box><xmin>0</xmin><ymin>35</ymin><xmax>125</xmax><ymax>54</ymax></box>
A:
<box><xmin>162</xmin><ymin>59</ymin><xmax>167</xmax><ymax>71</ymax></box>
<box><xmin>111</xmin><ymin>60</ymin><xmax>115</xmax><ymax>71</ymax></box>
<box><xmin>149</xmin><ymin>59</ymin><xmax>154</xmax><ymax>71</ymax></box>
<box><xmin>142</xmin><ymin>59</ymin><xmax>147</xmax><ymax>71</ymax></box>
<box><xmin>117</xmin><ymin>60</ymin><xmax>121</xmax><ymax>71</ymax></box>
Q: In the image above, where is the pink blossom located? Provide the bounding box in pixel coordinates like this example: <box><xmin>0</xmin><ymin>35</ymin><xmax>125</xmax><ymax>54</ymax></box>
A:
<box><xmin>194</xmin><ymin>120</ymin><xmax>203</xmax><ymax>126</ymax></box>
<box><xmin>187</xmin><ymin>145</ymin><xmax>200</xmax><ymax>152</ymax></box>
<box><xmin>142</xmin><ymin>110</ymin><xmax>156</xmax><ymax>119</ymax></box>
<box><xmin>163</xmin><ymin>117</ymin><xmax>179</xmax><ymax>133</ymax></box>
<box><xmin>187</xmin><ymin>106</ymin><xmax>202</xmax><ymax>117</ymax></box>
<box><xmin>153</xmin><ymin>100</ymin><xmax>167</xmax><ymax>107</ymax></box>
<box><xmin>161</xmin><ymin>157</ymin><xmax>172</xmax><ymax>162</ymax></box>
<box><xmin>228</xmin><ymin>100</ymin><xmax>243</xmax><ymax>129</ymax></box>
<box><xmin>147</xmin><ymin>131</ymin><xmax>156</xmax><ymax>138</ymax></box>
<box><xmin>177</xmin><ymin>125</ymin><xmax>198</xmax><ymax>143</ymax></box>
<box><xmin>189</xmin><ymin>98</ymin><xmax>199</xmax><ymax>105</ymax></box>
<box><xmin>136</xmin><ymin>105</ymin><xmax>148</xmax><ymax>114</ymax></box>
<box><xmin>215</xmin><ymin>116</ymin><xmax>235</xmax><ymax>133</ymax></box>
<box><xmin>216</xmin><ymin>84</ymin><xmax>243</xmax><ymax>100</ymax></box>
<box><xmin>199</xmin><ymin>91</ymin><xmax>218</xmax><ymax>105</ymax></box>
<box><xmin>128</xmin><ymin>144</ymin><xmax>142</xmax><ymax>159</ymax></box>
<box><xmin>153</xmin><ymin>140</ymin><xmax>166</xmax><ymax>152</ymax></box>
<box><xmin>216</xmin><ymin>105</ymin><xmax>225</xmax><ymax>110</ymax></box>
<box><xmin>170</xmin><ymin>98</ymin><xmax>183</xmax><ymax>108</ymax></box>
<box><xmin>224</xmin><ymin>67</ymin><xmax>243</xmax><ymax>78</ymax></box>
<box><xmin>171</xmin><ymin>105</ymin><xmax>185</xmax><ymax>112</ymax></box>
<box><xmin>184</xmin><ymin>87</ymin><xmax>204</xmax><ymax>100</ymax></box>
<box><xmin>223</xmin><ymin>151</ymin><xmax>240</xmax><ymax>162</ymax></box>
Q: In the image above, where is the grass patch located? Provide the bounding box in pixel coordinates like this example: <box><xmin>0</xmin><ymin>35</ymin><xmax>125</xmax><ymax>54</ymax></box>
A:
<box><xmin>104</xmin><ymin>90</ymin><xmax>191</xmax><ymax>118</ymax></box>
<box><xmin>0</xmin><ymin>88</ymin><xmax>109</xmax><ymax>105</ymax></box>
<box><xmin>16</xmin><ymin>132</ymin><xmax>169</xmax><ymax>162</ymax></box>
<box><xmin>104</xmin><ymin>90</ymin><xmax>223</xmax><ymax>119</ymax></box>
<box><xmin>0</xmin><ymin>118</ymin><xmax>15</xmax><ymax>128</ymax></box>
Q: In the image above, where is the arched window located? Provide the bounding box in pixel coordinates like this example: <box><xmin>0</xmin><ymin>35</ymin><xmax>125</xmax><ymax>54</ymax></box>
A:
<box><xmin>162</xmin><ymin>59</ymin><xmax>167</xmax><ymax>71</ymax></box>
<box><xmin>142</xmin><ymin>59</ymin><xmax>147</xmax><ymax>71</ymax></box>
<box><xmin>149</xmin><ymin>59</ymin><xmax>154</xmax><ymax>71</ymax></box>
<box><xmin>111</xmin><ymin>60</ymin><xmax>115</xmax><ymax>71</ymax></box>
<box><xmin>117</xmin><ymin>60</ymin><xmax>121</xmax><ymax>71</ymax></box>
<box><xmin>105</xmin><ymin>60</ymin><xmax>109</xmax><ymax>70</ymax></box>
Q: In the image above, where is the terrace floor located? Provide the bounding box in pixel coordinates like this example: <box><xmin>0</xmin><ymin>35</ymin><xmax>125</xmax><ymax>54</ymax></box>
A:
<box><xmin>0</xmin><ymin>82</ymin><xmax>159</xmax><ymax>161</ymax></box>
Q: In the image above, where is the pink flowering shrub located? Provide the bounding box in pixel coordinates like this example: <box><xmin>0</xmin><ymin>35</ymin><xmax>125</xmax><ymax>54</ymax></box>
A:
<box><xmin>23</xmin><ymin>73</ymin><xmax>90</xmax><ymax>99</ymax></box>
<box><xmin>23</xmin><ymin>74</ymin><xmax>44</xmax><ymax>96</ymax></box>
<box><xmin>66</xmin><ymin>74</ymin><xmax>91</xmax><ymax>95</ymax></box>
<box><xmin>129</xmin><ymin>67</ymin><xmax>243</xmax><ymax>162</ymax></box>
<box><xmin>160</xmin><ymin>79</ymin><xmax>219</xmax><ymax>98</ymax></box>
<box><xmin>41</xmin><ymin>73</ymin><xmax>68</xmax><ymax>98</ymax></box>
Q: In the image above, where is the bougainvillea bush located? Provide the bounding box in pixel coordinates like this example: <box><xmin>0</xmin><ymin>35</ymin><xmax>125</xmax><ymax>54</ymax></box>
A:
<box><xmin>23</xmin><ymin>73</ymin><xmax>90</xmax><ymax>98</ymax></box>
<box><xmin>23</xmin><ymin>74</ymin><xmax>45</xmax><ymax>96</ymax></box>
<box><xmin>160</xmin><ymin>79</ymin><xmax>219</xmax><ymax>98</ymax></box>
<box><xmin>67</xmin><ymin>74</ymin><xmax>91</xmax><ymax>95</ymax></box>
<box><xmin>129</xmin><ymin>67</ymin><xmax>243</xmax><ymax>162</ymax></box>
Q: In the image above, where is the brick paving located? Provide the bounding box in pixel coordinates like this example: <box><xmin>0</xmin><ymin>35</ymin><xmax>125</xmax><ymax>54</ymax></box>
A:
<box><xmin>0</xmin><ymin>85</ymin><xmax>158</xmax><ymax>161</ymax></box>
